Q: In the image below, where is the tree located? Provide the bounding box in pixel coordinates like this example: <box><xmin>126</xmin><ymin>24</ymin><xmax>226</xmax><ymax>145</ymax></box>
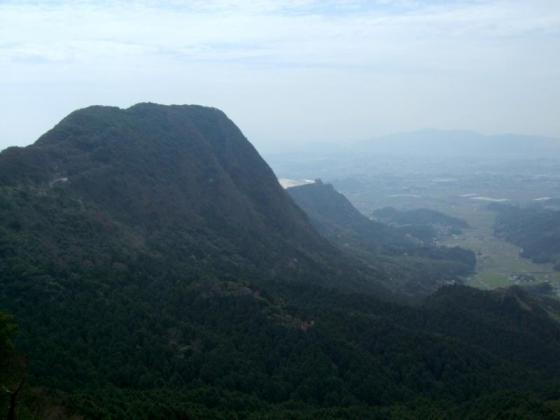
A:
<box><xmin>0</xmin><ymin>312</ymin><xmax>26</xmax><ymax>420</ymax></box>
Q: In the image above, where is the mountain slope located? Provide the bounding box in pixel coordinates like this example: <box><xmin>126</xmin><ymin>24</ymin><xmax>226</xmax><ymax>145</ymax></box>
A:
<box><xmin>287</xmin><ymin>181</ymin><xmax>475</xmax><ymax>297</ymax></box>
<box><xmin>0</xmin><ymin>103</ymin><xmax>387</xmax><ymax>295</ymax></box>
<box><xmin>287</xmin><ymin>180</ymin><xmax>404</xmax><ymax>251</ymax></box>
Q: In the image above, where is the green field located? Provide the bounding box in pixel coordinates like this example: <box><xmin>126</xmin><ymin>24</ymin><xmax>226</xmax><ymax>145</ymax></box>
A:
<box><xmin>439</xmin><ymin>205</ymin><xmax>560</xmax><ymax>290</ymax></box>
<box><xmin>346</xmin><ymin>186</ymin><xmax>560</xmax><ymax>293</ymax></box>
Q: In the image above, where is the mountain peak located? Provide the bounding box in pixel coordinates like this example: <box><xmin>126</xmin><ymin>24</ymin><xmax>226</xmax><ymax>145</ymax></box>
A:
<box><xmin>0</xmin><ymin>103</ymin><xmax>386</xmax><ymax>294</ymax></box>
<box><xmin>36</xmin><ymin>103</ymin><xmax>230</xmax><ymax>147</ymax></box>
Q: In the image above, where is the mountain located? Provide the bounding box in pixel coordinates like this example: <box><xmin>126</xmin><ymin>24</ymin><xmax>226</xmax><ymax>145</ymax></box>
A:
<box><xmin>2</xmin><ymin>104</ymin><xmax>560</xmax><ymax>418</ymax></box>
<box><xmin>358</xmin><ymin>129</ymin><xmax>560</xmax><ymax>158</ymax></box>
<box><xmin>264</xmin><ymin>129</ymin><xmax>560</xmax><ymax>192</ymax></box>
<box><xmin>287</xmin><ymin>181</ymin><xmax>475</xmax><ymax>297</ymax></box>
<box><xmin>265</xmin><ymin>129</ymin><xmax>560</xmax><ymax>176</ymax></box>
<box><xmin>0</xmin><ymin>103</ymin><xmax>387</xmax><ymax>295</ymax></box>
<box><xmin>287</xmin><ymin>180</ymin><xmax>400</xmax><ymax>247</ymax></box>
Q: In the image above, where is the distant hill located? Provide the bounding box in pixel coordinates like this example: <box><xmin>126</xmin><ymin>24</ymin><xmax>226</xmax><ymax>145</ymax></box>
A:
<box><xmin>287</xmin><ymin>180</ymin><xmax>415</xmax><ymax>251</ymax></box>
<box><xmin>373</xmin><ymin>207</ymin><xmax>468</xmax><ymax>229</ymax></box>
<box><xmin>264</xmin><ymin>129</ymin><xmax>560</xmax><ymax>186</ymax></box>
<box><xmin>372</xmin><ymin>207</ymin><xmax>469</xmax><ymax>240</ymax></box>
<box><xmin>358</xmin><ymin>129</ymin><xmax>560</xmax><ymax>158</ymax></box>
<box><xmin>287</xmin><ymin>181</ymin><xmax>476</xmax><ymax>297</ymax></box>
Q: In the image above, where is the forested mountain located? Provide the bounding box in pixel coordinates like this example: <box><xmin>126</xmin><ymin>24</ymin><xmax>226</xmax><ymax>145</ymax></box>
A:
<box><xmin>1</xmin><ymin>104</ymin><xmax>560</xmax><ymax>418</ymax></box>
<box><xmin>0</xmin><ymin>103</ymin><xmax>389</xmax><ymax>295</ymax></box>
<box><xmin>288</xmin><ymin>181</ymin><xmax>475</xmax><ymax>297</ymax></box>
<box><xmin>492</xmin><ymin>203</ymin><xmax>560</xmax><ymax>269</ymax></box>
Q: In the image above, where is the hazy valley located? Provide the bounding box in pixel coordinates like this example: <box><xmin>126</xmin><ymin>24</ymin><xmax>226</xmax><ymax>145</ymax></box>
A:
<box><xmin>270</xmin><ymin>139</ymin><xmax>560</xmax><ymax>297</ymax></box>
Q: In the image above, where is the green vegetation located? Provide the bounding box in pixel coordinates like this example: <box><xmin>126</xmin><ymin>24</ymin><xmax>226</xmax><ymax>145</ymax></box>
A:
<box><xmin>1</xmin><ymin>104</ymin><xmax>560</xmax><ymax>418</ymax></box>
<box><xmin>492</xmin><ymin>203</ymin><xmax>560</xmax><ymax>268</ymax></box>
<box><xmin>0</xmin><ymin>312</ymin><xmax>27</xmax><ymax>419</ymax></box>
<box><xmin>439</xmin><ymin>206</ymin><xmax>560</xmax><ymax>290</ymax></box>
<box><xmin>288</xmin><ymin>182</ymin><xmax>475</xmax><ymax>298</ymax></box>
<box><xmin>372</xmin><ymin>206</ymin><xmax>468</xmax><ymax>240</ymax></box>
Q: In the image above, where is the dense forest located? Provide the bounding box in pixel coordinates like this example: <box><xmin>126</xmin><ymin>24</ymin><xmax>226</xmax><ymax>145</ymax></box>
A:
<box><xmin>1</xmin><ymin>104</ymin><xmax>560</xmax><ymax>418</ymax></box>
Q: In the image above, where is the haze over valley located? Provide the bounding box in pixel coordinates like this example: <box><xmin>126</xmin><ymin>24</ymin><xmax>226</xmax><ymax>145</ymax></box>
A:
<box><xmin>270</xmin><ymin>131</ymin><xmax>560</xmax><ymax>295</ymax></box>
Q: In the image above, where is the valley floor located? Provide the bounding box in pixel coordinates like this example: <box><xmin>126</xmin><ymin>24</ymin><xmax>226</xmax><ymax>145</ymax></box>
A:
<box><xmin>439</xmin><ymin>206</ymin><xmax>560</xmax><ymax>291</ymax></box>
<box><xmin>338</xmin><ymin>182</ymin><xmax>560</xmax><ymax>295</ymax></box>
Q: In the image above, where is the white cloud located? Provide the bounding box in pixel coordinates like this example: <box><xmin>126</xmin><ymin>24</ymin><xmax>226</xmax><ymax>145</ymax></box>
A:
<box><xmin>0</xmin><ymin>0</ymin><xmax>559</xmax><ymax>150</ymax></box>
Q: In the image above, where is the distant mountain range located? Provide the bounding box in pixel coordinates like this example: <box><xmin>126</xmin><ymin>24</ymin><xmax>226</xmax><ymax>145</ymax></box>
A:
<box><xmin>357</xmin><ymin>129</ymin><xmax>560</xmax><ymax>158</ymax></box>
<box><xmin>267</xmin><ymin>129</ymin><xmax>560</xmax><ymax>161</ymax></box>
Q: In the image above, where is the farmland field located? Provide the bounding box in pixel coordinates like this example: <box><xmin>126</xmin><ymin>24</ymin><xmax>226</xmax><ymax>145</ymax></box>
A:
<box><xmin>438</xmin><ymin>206</ymin><xmax>560</xmax><ymax>290</ymax></box>
<box><xmin>331</xmin><ymin>172</ymin><xmax>560</xmax><ymax>293</ymax></box>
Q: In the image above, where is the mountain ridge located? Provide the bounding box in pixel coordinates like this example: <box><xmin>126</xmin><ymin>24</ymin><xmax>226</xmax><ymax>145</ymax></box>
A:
<box><xmin>265</xmin><ymin>128</ymin><xmax>560</xmax><ymax>160</ymax></box>
<box><xmin>0</xmin><ymin>103</ymin><xmax>391</xmax><ymax>294</ymax></box>
<box><xmin>358</xmin><ymin>129</ymin><xmax>560</xmax><ymax>157</ymax></box>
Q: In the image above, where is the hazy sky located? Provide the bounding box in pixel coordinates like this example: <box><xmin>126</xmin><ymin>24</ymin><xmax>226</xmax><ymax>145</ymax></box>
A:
<box><xmin>1</xmin><ymin>0</ymin><xmax>559</xmax><ymax>152</ymax></box>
